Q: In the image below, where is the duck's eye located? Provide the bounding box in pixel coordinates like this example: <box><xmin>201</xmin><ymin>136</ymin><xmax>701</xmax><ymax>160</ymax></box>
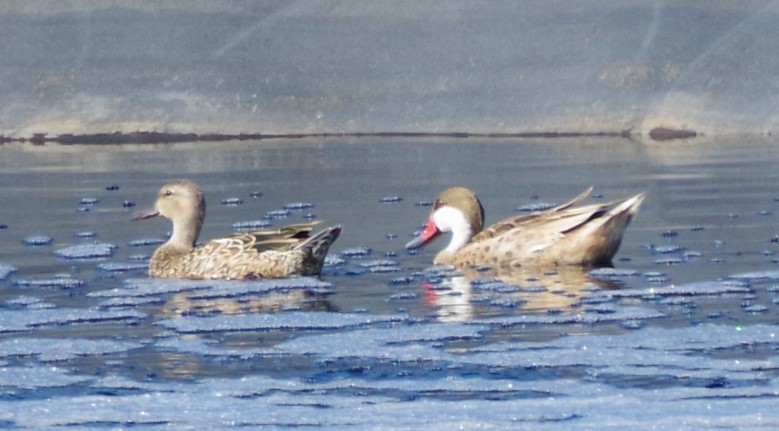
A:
<box><xmin>433</xmin><ymin>199</ymin><xmax>444</xmax><ymax>210</ymax></box>
<box><xmin>163</xmin><ymin>189</ymin><xmax>174</xmax><ymax>197</ymax></box>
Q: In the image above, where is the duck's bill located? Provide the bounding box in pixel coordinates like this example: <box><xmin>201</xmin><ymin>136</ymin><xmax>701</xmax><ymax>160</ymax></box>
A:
<box><xmin>131</xmin><ymin>208</ymin><xmax>159</xmax><ymax>221</ymax></box>
<box><xmin>405</xmin><ymin>219</ymin><xmax>440</xmax><ymax>249</ymax></box>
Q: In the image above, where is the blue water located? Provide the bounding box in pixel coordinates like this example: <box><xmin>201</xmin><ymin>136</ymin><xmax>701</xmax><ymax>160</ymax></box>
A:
<box><xmin>0</xmin><ymin>137</ymin><xmax>778</xmax><ymax>429</ymax></box>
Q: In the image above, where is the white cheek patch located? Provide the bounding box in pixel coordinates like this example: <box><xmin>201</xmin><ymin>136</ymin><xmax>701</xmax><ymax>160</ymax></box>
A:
<box><xmin>433</xmin><ymin>206</ymin><xmax>472</xmax><ymax>253</ymax></box>
<box><xmin>432</xmin><ymin>206</ymin><xmax>467</xmax><ymax>232</ymax></box>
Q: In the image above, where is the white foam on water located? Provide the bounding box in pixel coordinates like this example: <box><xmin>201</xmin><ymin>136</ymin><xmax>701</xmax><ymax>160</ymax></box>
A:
<box><xmin>283</xmin><ymin>202</ymin><xmax>314</xmax><ymax>210</ymax></box>
<box><xmin>585</xmin><ymin>279</ymin><xmax>752</xmax><ymax>300</ymax></box>
<box><xmin>88</xmin><ymin>278</ymin><xmax>222</xmax><ymax>298</ymax></box>
<box><xmin>268</xmin><ymin>322</ymin><xmax>486</xmax><ymax>362</ymax></box>
<box><xmin>1</xmin><ymin>307</ymin><xmax>778</xmax><ymax>429</ymax></box>
<box><xmin>587</xmin><ymin>267</ymin><xmax>641</xmax><ymax>280</ymax></box>
<box><xmin>471</xmin><ymin>280</ymin><xmax>522</xmax><ymax>293</ymax></box>
<box><xmin>0</xmin><ymin>263</ymin><xmax>17</xmax><ymax>280</ymax></box>
<box><xmin>95</xmin><ymin>262</ymin><xmax>149</xmax><ymax>272</ymax></box>
<box><xmin>0</xmin><ymin>366</ymin><xmax>90</xmax><ymax>390</ymax></box>
<box><xmin>53</xmin><ymin>243</ymin><xmax>116</xmax><ymax>259</ymax></box>
<box><xmin>0</xmin><ymin>308</ymin><xmax>145</xmax><ymax>333</ymax></box>
<box><xmin>473</xmin><ymin>306</ymin><xmax>665</xmax><ymax>328</ymax></box>
<box><xmin>157</xmin><ymin>311</ymin><xmax>409</xmax><ymax>334</ymax></box>
<box><xmin>338</xmin><ymin>247</ymin><xmax>372</xmax><ymax>257</ymax></box>
<box><xmin>516</xmin><ymin>201</ymin><xmax>557</xmax><ymax>212</ymax></box>
<box><xmin>128</xmin><ymin>237</ymin><xmax>166</xmax><ymax>247</ymax></box>
<box><xmin>22</xmin><ymin>235</ymin><xmax>52</xmax><ymax>246</ymax></box>
<box><xmin>3</xmin><ymin>377</ymin><xmax>779</xmax><ymax>429</ymax></box>
<box><xmin>13</xmin><ymin>276</ymin><xmax>85</xmax><ymax>289</ymax></box>
<box><xmin>97</xmin><ymin>296</ymin><xmax>166</xmax><ymax>308</ymax></box>
<box><xmin>728</xmin><ymin>270</ymin><xmax>779</xmax><ymax>280</ymax></box>
<box><xmin>359</xmin><ymin>259</ymin><xmax>400</xmax><ymax>268</ymax></box>
<box><xmin>232</xmin><ymin>219</ymin><xmax>272</xmax><ymax>230</ymax></box>
<box><xmin>4</xmin><ymin>296</ymin><xmax>43</xmax><ymax>307</ymax></box>
<box><xmin>184</xmin><ymin>277</ymin><xmax>333</xmax><ymax>300</ymax></box>
<box><xmin>0</xmin><ymin>338</ymin><xmax>144</xmax><ymax>362</ymax></box>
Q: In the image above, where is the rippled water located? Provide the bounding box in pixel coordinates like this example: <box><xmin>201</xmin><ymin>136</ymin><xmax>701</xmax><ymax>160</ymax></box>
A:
<box><xmin>1</xmin><ymin>137</ymin><xmax>779</xmax><ymax>429</ymax></box>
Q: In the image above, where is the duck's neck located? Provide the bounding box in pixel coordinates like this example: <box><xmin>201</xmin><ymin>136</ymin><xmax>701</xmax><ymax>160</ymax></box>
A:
<box><xmin>167</xmin><ymin>214</ymin><xmax>202</xmax><ymax>250</ymax></box>
<box><xmin>433</xmin><ymin>229</ymin><xmax>470</xmax><ymax>265</ymax></box>
<box><xmin>446</xmin><ymin>224</ymin><xmax>472</xmax><ymax>252</ymax></box>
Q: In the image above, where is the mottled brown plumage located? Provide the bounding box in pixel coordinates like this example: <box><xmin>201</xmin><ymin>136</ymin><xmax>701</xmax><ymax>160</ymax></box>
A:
<box><xmin>133</xmin><ymin>180</ymin><xmax>341</xmax><ymax>279</ymax></box>
<box><xmin>406</xmin><ymin>186</ymin><xmax>645</xmax><ymax>269</ymax></box>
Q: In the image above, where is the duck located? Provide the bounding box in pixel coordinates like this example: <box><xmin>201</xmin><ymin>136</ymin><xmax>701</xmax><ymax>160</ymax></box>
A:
<box><xmin>405</xmin><ymin>186</ymin><xmax>645</xmax><ymax>269</ymax></box>
<box><xmin>132</xmin><ymin>180</ymin><xmax>341</xmax><ymax>279</ymax></box>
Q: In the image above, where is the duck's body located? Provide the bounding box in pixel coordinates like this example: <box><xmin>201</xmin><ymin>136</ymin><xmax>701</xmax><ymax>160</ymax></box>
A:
<box><xmin>406</xmin><ymin>187</ymin><xmax>644</xmax><ymax>269</ymax></box>
<box><xmin>134</xmin><ymin>180</ymin><xmax>341</xmax><ymax>280</ymax></box>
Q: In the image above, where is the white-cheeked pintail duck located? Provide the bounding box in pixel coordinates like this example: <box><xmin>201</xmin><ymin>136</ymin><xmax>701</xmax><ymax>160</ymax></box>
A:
<box><xmin>133</xmin><ymin>180</ymin><xmax>341</xmax><ymax>279</ymax></box>
<box><xmin>405</xmin><ymin>187</ymin><xmax>645</xmax><ymax>269</ymax></box>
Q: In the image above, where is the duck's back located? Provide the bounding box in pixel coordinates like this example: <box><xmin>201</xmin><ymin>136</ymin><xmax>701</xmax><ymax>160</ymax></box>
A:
<box><xmin>450</xmin><ymin>193</ymin><xmax>644</xmax><ymax>269</ymax></box>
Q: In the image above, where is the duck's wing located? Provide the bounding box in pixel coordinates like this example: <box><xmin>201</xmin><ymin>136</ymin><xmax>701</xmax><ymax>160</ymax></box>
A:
<box><xmin>216</xmin><ymin>221</ymin><xmax>323</xmax><ymax>253</ymax></box>
<box><xmin>471</xmin><ymin>187</ymin><xmax>597</xmax><ymax>243</ymax></box>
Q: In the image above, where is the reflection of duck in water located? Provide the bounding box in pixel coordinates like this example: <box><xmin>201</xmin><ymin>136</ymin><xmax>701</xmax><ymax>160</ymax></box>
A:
<box><xmin>160</xmin><ymin>289</ymin><xmax>335</xmax><ymax>319</ymax></box>
<box><xmin>406</xmin><ymin>186</ymin><xmax>645</xmax><ymax>269</ymax></box>
<box><xmin>133</xmin><ymin>180</ymin><xmax>341</xmax><ymax>279</ymax></box>
<box><xmin>422</xmin><ymin>266</ymin><xmax>624</xmax><ymax>322</ymax></box>
<box><xmin>421</xmin><ymin>275</ymin><xmax>474</xmax><ymax>322</ymax></box>
<box><xmin>148</xmin><ymin>285</ymin><xmax>334</xmax><ymax>381</ymax></box>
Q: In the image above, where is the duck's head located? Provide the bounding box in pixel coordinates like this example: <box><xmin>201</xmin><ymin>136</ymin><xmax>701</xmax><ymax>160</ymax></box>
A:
<box><xmin>133</xmin><ymin>180</ymin><xmax>206</xmax><ymax>248</ymax></box>
<box><xmin>405</xmin><ymin>187</ymin><xmax>484</xmax><ymax>254</ymax></box>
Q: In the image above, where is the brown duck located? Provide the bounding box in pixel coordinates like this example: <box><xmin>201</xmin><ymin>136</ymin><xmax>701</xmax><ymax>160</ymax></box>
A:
<box><xmin>133</xmin><ymin>180</ymin><xmax>341</xmax><ymax>279</ymax></box>
<box><xmin>405</xmin><ymin>187</ymin><xmax>645</xmax><ymax>269</ymax></box>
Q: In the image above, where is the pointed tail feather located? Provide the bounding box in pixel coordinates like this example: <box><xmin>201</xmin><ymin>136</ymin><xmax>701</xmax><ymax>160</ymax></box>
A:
<box><xmin>609</xmin><ymin>192</ymin><xmax>646</xmax><ymax>219</ymax></box>
<box><xmin>590</xmin><ymin>192</ymin><xmax>645</xmax><ymax>236</ymax></box>
<box><xmin>298</xmin><ymin>225</ymin><xmax>342</xmax><ymax>275</ymax></box>
<box><xmin>549</xmin><ymin>186</ymin><xmax>594</xmax><ymax>212</ymax></box>
<box><xmin>577</xmin><ymin>192</ymin><xmax>645</xmax><ymax>265</ymax></box>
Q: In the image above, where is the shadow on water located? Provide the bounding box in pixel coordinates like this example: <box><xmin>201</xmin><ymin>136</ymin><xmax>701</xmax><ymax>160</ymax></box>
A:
<box><xmin>2</xmin><ymin>136</ymin><xmax>779</xmax><ymax>428</ymax></box>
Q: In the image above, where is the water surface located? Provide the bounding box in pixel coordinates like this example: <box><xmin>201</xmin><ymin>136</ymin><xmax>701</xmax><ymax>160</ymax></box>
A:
<box><xmin>1</xmin><ymin>137</ymin><xmax>778</xmax><ymax>429</ymax></box>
